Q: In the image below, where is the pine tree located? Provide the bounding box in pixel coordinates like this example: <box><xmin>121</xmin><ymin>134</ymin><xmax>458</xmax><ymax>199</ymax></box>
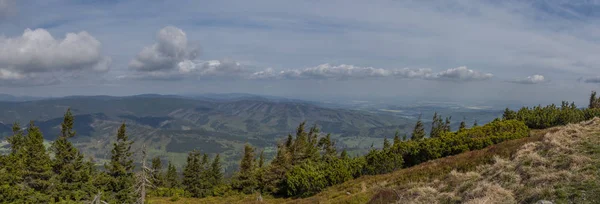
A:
<box><xmin>383</xmin><ymin>137</ymin><xmax>391</xmax><ymax>150</ymax></box>
<box><xmin>51</xmin><ymin>108</ymin><xmax>92</xmax><ymax>201</ymax></box>
<box><xmin>291</xmin><ymin>122</ymin><xmax>308</xmax><ymax>164</ymax></box>
<box><xmin>23</xmin><ymin>121</ymin><xmax>53</xmax><ymax>202</ymax></box>
<box><xmin>106</xmin><ymin>123</ymin><xmax>135</xmax><ymax>203</ymax></box>
<box><xmin>151</xmin><ymin>156</ymin><xmax>164</xmax><ymax>188</ymax></box>
<box><xmin>411</xmin><ymin>115</ymin><xmax>426</xmax><ymax>140</ymax></box>
<box><xmin>233</xmin><ymin>144</ymin><xmax>258</xmax><ymax>194</ymax></box>
<box><xmin>340</xmin><ymin>149</ymin><xmax>349</xmax><ymax>159</ymax></box>
<box><xmin>444</xmin><ymin>117</ymin><xmax>451</xmax><ymax>132</ymax></box>
<box><xmin>210</xmin><ymin>154</ymin><xmax>223</xmax><ymax>187</ymax></box>
<box><xmin>165</xmin><ymin>161</ymin><xmax>180</xmax><ymax>188</ymax></box>
<box><xmin>393</xmin><ymin>131</ymin><xmax>401</xmax><ymax>145</ymax></box>
<box><xmin>459</xmin><ymin>120</ymin><xmax>467</xmax><ymax>132</ymax></box>
<box><xmin>258</xmin><ymin>150</ymin><xmax>265</xmax><ymax>168</ymax></box>
<box><xmin>306</xmin><ymin>124</ymin><xmax>321</xmax><ymax>161</ymax></box>
<box><xmin>503</xmin><ymin>108</ymin><xmax>516</xmax><ymax>120</ymax></box>
<box><xmin>182</xmin><ymin>150</ymin><xmax>204</xmax><ymax>197</ymax></box>
<box><xmin>318</xmin><ymin>134</ymin><xmax>337</xmax><ymax>161</ymax></box>
<box><xmin>590</xmin><ymin>91</ymin><xmax>598</xmax><ymax>109</ymax></box>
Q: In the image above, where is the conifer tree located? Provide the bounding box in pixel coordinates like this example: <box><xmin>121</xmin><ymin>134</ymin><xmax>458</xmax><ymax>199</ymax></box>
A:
<box><xmin>473</xmin><ymin>120</ymin><xmax>479</xmax><ymax>127</ymax></box>
<box><xmin>503</xmin><ymin>108</ymin><xmax>517</xmax><ymax>120</ymax></box>
<box><xmin>318</xmin><ymin>133</ymin><xmax>337</xmax><ymax>161</ymax></box>
<box><xmin>106</xmin><ymin>123</ymin><xmax>135</xmax><ymax>203</ymax></box>
<box><xmin>23</xmin><ymin>121</ymin><xmax>53</xmax><ymax>202</ymax></box>
<box><xmin>233</xmin><ymin>144</ymin><xmax>258</xmax><ymax>194</ymax></box>
<box><xmin>262</xmin><ymin>143</ymin><xmax>291</xmax><ymax>194</ymax></box>
<box><xmin>165</xmin><ymin>161</ymin><xmax>180</xmax><ymax>188</ymax></box>
<box><xmin>306</xmin><ymin>124</ymin><xmax>321</xmax><ymax>161</ymax></box>
<box><xmin>151</xmin><ymin>156</ymin><xmax>164</xmax><ymax>187</ymax></box>
<box><xmin>411</xmin><ymin>115</ymin><xmax>426</xmax><ymax>140</ymax></box>
<box><xmin>444</xmin><ymin>117</ymin><xmax>451</xmax><ymax>132</ymax></box>
<box><xmin>51</xmin><ymin>108</ymin><xmax>92</xmax><ymax>201</ymax></box>
<box><xmin>258</xmin><ymin>150</ymin><xmax>265</xmax><ymax>168</ymax></box>
<box><xmin>459</xmin><ymin>120</ymin><xmax>467</xmax><ymax>132</ymax></box>
<box><xmin>291</xmin><ymin>122</ymin><xmax>308</xmax><ymax>164</ymax></box>
<box><xmin>210</xmin><ymin>154</ymin><xmax>223</xmax><ymax>187</ymax></box>
<box><xmin>340</xmin><ymin>149</ymin><xmax>349</xmax><ymax>159</ymax></box>
<box><xmin>182</xmin><ymin>150</ymin><xmax>204</xmax><ymax>197</ymax></box>
<box><xmin>383</xmin><ymin>137</ymin><xmax>391</xmax><ymax>150</ymax></box>
<box><xmin>590</xmin><ymin>91</ymin><xmax>598</xmax><ymax>109</ymax></box>
<box><xmin>393</xmin><ymin>131</ymin><xmax>401</xmax><ymax>145</ymax></box>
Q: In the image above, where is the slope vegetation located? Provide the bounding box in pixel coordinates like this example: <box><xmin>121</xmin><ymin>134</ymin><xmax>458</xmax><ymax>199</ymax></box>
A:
<box><xmin>152</xmin><ymin>118</ymin><xmax>600</xmax><ymax>203</ymax></box>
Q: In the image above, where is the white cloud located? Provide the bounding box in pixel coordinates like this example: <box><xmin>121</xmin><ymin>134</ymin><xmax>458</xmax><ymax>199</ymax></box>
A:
<box><xmin>0</xmin><ymin>28</ymin><xmax>111</xmax><ymax>85</ymax></box>
<box><xmin>129</xmin><ymin>26</ymin><xmax>198</xmax><ymax>72</ymax></box>
<box><xmin>427</xmin><ymin>66</ymin><xmax>493</xmax><ymax>81</ymax></box>
<box><xmin>249</xmin><ymin>64</ymin><xmax>492</xmax><ymax>82</ymax></box>
<box><xmin>509</xmin><ymin>74</ymin><xmax>546</xmax><ymax>84</ymax></box>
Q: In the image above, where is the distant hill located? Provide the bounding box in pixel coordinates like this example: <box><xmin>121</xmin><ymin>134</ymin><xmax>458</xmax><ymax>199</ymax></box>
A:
<box><xmin>0</xmin><ymin>94</ymin><xmax>413</xmax><ymax>171</ymax></box>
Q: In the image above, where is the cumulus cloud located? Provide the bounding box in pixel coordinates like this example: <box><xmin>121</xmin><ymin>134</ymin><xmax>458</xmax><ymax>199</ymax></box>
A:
<box><xmin>509</xmin><ymin>75</ymin><xmax>546</xmax><ymax>84</ymax></box>
<box><xmin>0</xmin><ymin>28</ymin><xmax>111</xmax><ymax>85</ymax></box>
<box><xmin>129</xmin><ymin>26</ymin><xmax>199</xmax><ymax>72</ymax></box>
<box><xmin>249</xmin><ymin>64</ymin><xmax>492</xmax><ymax>82</ymax></box>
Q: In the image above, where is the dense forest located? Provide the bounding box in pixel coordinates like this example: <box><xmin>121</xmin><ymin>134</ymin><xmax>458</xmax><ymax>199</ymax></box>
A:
<box><xmin>1</xmin><ymin>91</ymin><xmax>600</xmax><ymax>203</ymax></box>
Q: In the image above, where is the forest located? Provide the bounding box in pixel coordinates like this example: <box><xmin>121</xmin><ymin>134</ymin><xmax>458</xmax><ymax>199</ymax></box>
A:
<box><xmin>1</xmin><ymin>91</ymin><xmax>600</xmax><ymax>203</ymax></box>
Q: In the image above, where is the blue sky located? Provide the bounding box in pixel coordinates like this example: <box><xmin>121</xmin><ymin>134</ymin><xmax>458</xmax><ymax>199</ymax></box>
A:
<box><xmin>0</xmin><ymin>0</ymin><xmax>599</xmax><ymax>105</ymax></box>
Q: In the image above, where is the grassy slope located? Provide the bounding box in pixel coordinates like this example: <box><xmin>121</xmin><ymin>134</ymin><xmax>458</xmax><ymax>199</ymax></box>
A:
<box><xmin>148</xmin><ymin>125</ymin><xmax>561</xmax><ymax>203</ymax></box>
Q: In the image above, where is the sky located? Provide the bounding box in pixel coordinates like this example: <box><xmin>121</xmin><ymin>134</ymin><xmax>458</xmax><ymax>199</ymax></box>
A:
<box><xmin>0</xmin><ymin>0</ymin><xmax>599</xmax><ymax>105</ymax></box>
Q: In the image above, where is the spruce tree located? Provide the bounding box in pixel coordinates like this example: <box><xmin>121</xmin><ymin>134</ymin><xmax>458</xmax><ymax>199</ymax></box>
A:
<box><xmin>340</xmin><ymin>149</ymin><xmax>349</xmax><ymax>159</ymax></box>
<box><xmin>444</xmin><ymin>117</ymin><xmax>451</xmax><ymax>132</ymax></box>
<box><xmin>182</xmin><ymin>150</ymin><xmax>204</xmax><ymax>197</ymax></box>
<box><xmin>23</xmin><ymin>121</ymin><xmax>53</xmax><ymax>202</ymax></box>
<box><xmin>393</xmin><ymin>131</ymin><xmax>401</xmax><ymax>145</ymax></box>
<box><xmin>105</xmin><ymin>123</ymin><xmax>135</xmax><ymax>203</ymax></box>
<box><xmin>291</xmin><ymin>122</ymin><xmax>308</xmax><ymax>164</ymax></box>
<box><xmin>318</xmin><ymin>133</ymin><xmax>337</xmax><ymax>161</ymax></box>
<box><xmin>383</xmin><ymin>137</ymin><xmax>391</xmax><ymax>150</ymax></box>
<box><xmin>51</xmin><ymin>108</ymin><xmax>92</xmax><ymax>201</ymax></box>
<box><xmin>258</xmin><ymin>150</ymin><xmax>265</xmax><ymax>168</ymax></box>
<box><xmin>411</xmin><ymin>115</ymin><xmax>426</xmax><ymax>140</ymax></box>
<box><xmin>590</xmin><ymin>91</ymin><xmax>598</xmax><ymax>109</ymax></box>
<box><xmin>151</xmin><ymin>156</ymin><xmax>164</xmax><ymax>188</ymax></box>
<box><xmin>165</xmin><ymin>161</ymin><xmax>180</xmax><ymax>188</ymax></box>
<box><xmin>459</xmin><ymin>120</ymin><xmax>467</xmax><ymax>132</ymax></box>
<box><xmin>210</xmin><ymin>154</ymin><xmax>223</xmax><ymax>187</ymax></box>
<box><xmin>233</xmin><ymin>144</ymin><xmax>258</xmax><ymax>194</ymax></box>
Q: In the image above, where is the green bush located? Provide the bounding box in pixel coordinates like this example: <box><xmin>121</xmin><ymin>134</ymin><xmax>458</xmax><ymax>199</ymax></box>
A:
<box><xmin>395</xmin><ymin>119</ymin><xmax>529</xmax><ymax>167</ymax></box>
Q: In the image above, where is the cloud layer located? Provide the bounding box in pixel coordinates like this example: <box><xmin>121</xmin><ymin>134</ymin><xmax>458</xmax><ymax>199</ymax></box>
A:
<box><xmin>250</xmin><ymin>64</ymin><xmax>492</xmax><ymax>81</ymax></box>
<box><xmin>510</xmin><ymin>75</ymin><xmax>546</xmax><ymax>84</ymax></box>
<box><xmin>0</xmin><ymin>28</ymin><xmax>111</xmax><ymax>84</ymax></box>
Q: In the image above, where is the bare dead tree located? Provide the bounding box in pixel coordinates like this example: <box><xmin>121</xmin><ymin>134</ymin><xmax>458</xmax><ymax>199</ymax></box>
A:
<box><xmin>135</xmin><ymin>145</ymin><xmax>154</xmax><ymax>204</ymax></box>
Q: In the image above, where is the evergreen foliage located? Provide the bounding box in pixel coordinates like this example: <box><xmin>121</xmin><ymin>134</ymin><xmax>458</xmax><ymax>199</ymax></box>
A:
<box><xmin>165</xmin><ymin>161</ymin><xmax>180</xmax><ymax>189</ymax></box>
<box><xmin>105</xmin><ymin>123</ymin><xmax>135</xmax><ymax>203</ymax></box>
<box><xmin>411</xmin><ymin>115</ymin><xmax>426</xmax><ymax>140</ymax></box>
<box><xmin>51</xmin><ymin>108</ymin><xmax>94</xmax><ymax>202</ymax></box>
<box><xmin>151</xmin><ymin>156</ymin><xmax>164</xmax><ymax>187</ymax></box>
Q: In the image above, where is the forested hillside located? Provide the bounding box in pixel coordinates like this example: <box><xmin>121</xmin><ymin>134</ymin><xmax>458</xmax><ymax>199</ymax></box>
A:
<box><xmin>2</xmin><ymin>92</ymin><xmax>599</xmax><ymax>203</ymax></box>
